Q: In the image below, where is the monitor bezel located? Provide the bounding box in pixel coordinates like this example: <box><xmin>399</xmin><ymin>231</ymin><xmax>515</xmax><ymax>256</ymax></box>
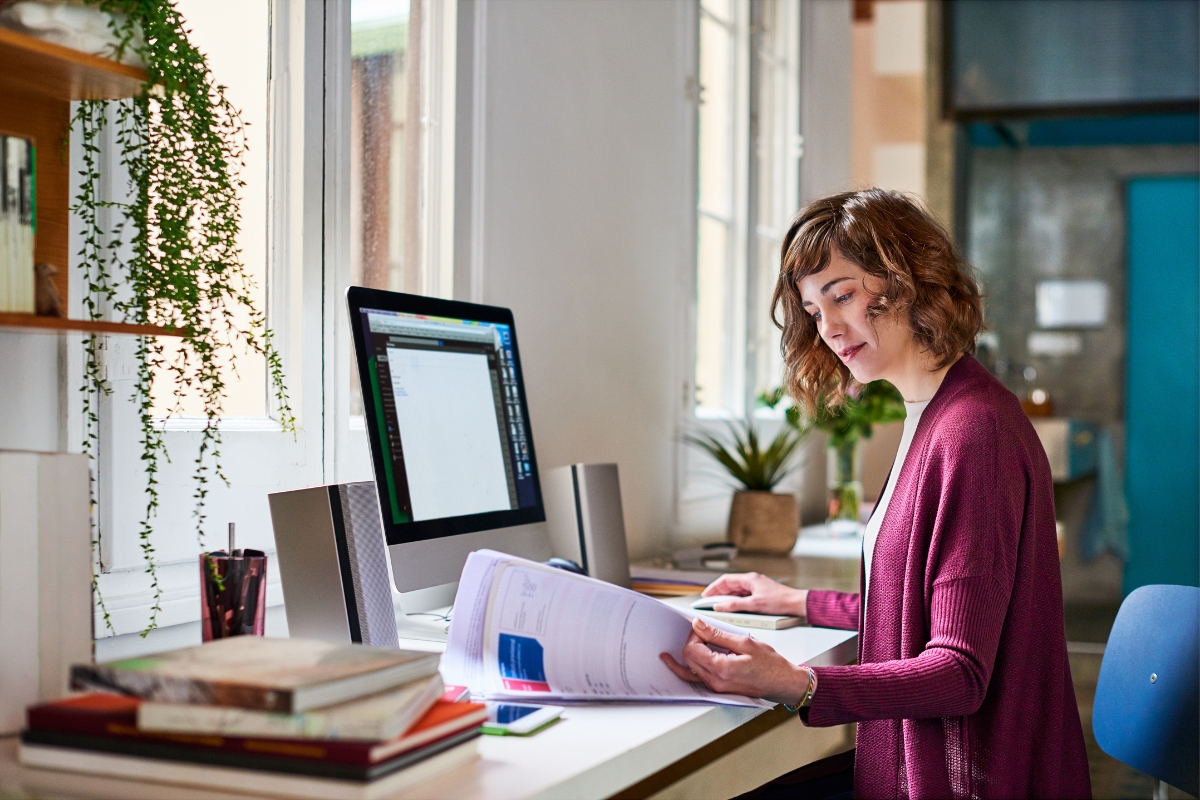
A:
<box><xmin>346</xmin><ymin>286</ymin><xmax>546</xmax><ymax>546</ymax></box>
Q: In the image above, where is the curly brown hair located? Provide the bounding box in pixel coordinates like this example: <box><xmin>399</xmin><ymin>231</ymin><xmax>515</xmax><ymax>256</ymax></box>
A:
<box><xmin>770</xmin><ymin>189</ymin><xmax>983</xmax><ymax>412</ymax></box>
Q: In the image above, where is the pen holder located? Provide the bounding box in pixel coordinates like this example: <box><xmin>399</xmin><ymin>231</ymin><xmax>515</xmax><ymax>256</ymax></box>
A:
<box><xmin>200</xmin><ymin>550</ymin><xmax>267</xmax><ymax>641</ymax></box>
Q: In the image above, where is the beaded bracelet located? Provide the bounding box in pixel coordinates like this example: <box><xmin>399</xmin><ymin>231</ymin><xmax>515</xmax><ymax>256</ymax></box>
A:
<box><xmin>783</xmin><ymin>664</ymin><xmax>817</xmax><ymax>712</ymax></box>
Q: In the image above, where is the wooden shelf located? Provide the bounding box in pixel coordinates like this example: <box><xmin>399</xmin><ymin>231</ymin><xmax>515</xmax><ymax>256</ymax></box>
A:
<box><xmin>0</xmin><ymin>27</ymin><xmax>149</xmax><ymax>326</ymax></box>
<box><xmin>0</xmin><ymin>27</ymin><xmax>146</xmax><ymax>101</ymax></box>
<box><xmin>0</xmin><ymin>313</ymin><xmax>184</xmax><ymax>337</ymax></box>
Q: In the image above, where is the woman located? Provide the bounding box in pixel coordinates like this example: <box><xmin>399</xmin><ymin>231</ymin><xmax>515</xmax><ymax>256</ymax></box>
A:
<box><xmin>661</xmin><ymin>189</ymin><xmax>1090</xmax><ymax>799</ymax></box>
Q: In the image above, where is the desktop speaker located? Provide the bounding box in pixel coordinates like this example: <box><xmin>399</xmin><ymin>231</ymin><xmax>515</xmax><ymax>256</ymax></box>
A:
<box><xmin>543</xmin><ymin>463</ymin><xmax>632</xmax><ymax>588</ymax></box>
<box><xmin>268</xmin><ymin>482</ymin><xmax>399</xmax><ymax>648</ymax></box>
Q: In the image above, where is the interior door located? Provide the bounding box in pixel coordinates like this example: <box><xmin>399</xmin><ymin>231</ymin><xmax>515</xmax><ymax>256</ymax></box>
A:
<box><xmin>1124</xmin><ymin>175</ymin><xmax>1200</xmax><ymax>592</ymax></box>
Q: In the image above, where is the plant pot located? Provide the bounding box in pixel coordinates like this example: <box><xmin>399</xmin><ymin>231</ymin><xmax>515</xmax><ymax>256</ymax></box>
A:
<box><xmin>726</xmin><ymin>491</ymin><xmax>800</xmax><ymax>554</ymax></box>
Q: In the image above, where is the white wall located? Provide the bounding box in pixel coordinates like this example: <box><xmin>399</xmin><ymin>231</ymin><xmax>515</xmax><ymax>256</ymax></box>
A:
<box><xmin>0</xmin><ymin>333</ymin><xmax>61</xmax><ymax>453</ymax></box>
<box><xmin>799</xmin><ymin>0</ymin><xmax>852</xmax><ymax>206</ymax></box>
<box><xmin>468</xmin><ymin>0</ymin><xmax>695</xmax><ymax>560</ymax></box>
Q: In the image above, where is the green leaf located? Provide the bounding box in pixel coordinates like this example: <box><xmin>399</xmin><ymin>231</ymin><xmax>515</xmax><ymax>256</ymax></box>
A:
<box><xmin>685</xmin><ymin>418</ymin><xmax>809</xmax><ymax>491</ymax></box>
<box><xmin>776</xmin><ymin>380</ymin><xmax>906</xmax><ymax>444</ymax></box>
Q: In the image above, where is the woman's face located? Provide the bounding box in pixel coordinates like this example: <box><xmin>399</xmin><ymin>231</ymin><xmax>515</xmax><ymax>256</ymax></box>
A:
<box><xmin>797</xmin><ymin>251</ymin><xmax>912</xmax><ymax>386</ymax></box>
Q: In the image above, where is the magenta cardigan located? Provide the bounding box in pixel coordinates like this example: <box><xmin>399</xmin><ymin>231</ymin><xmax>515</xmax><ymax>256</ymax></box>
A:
<box><xmin>803</xmin><ymin>356</ymin><xmax>1091</xmax><ymax>799</ymax></box>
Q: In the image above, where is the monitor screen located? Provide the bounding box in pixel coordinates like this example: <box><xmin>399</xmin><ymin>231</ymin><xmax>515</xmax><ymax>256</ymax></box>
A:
<box><xmin>347</xmin><ymin>288</ymin><xmax>544</xmax><ymax>545</ymax></box>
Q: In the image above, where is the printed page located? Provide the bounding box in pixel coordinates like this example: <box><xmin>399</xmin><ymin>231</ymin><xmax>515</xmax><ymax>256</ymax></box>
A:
<box><xmin>441</xmin><ymin>553</ymin><xmax>502</xmax><ymax>688</ymax></box>
<box><xmin>446</xmin><ymin>551</ymin><xmax>769</xmax><ymax>707</ymax></box>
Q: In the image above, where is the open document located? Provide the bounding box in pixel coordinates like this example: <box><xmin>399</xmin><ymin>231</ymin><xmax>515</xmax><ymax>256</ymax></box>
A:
<box><xmin>442</xmin><ymin>550</ymin><xmax>772</xmax><ymax>708</ymax></box>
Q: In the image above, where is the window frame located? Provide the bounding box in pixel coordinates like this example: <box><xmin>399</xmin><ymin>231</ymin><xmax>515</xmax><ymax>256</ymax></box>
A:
<box><xmin>678</xmin><ymin>0</ymin><xmax>801</xmax><ymax>543</ymax></box>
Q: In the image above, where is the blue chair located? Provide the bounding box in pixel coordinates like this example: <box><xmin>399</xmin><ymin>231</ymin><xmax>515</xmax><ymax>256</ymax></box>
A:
<box><xmin>1093</xmin><ymin>584</ymin><xmax>1199</xmax><ymax>797</ymax></box>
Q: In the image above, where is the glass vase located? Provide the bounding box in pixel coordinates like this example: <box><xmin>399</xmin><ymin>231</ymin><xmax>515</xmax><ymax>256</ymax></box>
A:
<box><xmin>826</xmin><ymin>437</ymin><xmax>863</xmax><ymax>536</ymax></box>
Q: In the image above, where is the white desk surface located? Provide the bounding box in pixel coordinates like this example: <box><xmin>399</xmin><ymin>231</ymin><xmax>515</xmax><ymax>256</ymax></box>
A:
<box><xmin>0</xmin><ymin>602</ymin><xmax>857</xmax><ymax>800</ymax></box>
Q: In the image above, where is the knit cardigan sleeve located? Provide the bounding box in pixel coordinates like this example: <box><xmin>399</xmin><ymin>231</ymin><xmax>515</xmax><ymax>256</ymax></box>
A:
<box><xmin>804</xmin><ymin>404</ymin><xmax>1022</xmax><ymax>727</ymax></box>
<box><xmin>804</xmin><ymin>590</ymin><xmax>860</xmax><ymax>631</ymax></box>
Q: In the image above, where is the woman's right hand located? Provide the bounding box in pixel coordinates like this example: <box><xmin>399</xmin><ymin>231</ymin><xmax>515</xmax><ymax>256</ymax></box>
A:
<box><xmin>702</xmin><ymin>572</ymin><xmax>808</xmax><ymax>618</ymax></box>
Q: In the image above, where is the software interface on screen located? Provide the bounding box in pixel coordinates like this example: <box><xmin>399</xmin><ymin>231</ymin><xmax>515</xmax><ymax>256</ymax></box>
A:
<box><xmin>358</xmin><ymin>308</ymin><xmax>537</xmax><ymax>525</ymax></box>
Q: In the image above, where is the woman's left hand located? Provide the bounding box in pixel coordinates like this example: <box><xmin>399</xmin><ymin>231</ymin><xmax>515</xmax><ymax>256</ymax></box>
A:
<box><xmin>659</xmin><ymin>617</ymin><xmax>812</xmax><ymax>705</ymax></box>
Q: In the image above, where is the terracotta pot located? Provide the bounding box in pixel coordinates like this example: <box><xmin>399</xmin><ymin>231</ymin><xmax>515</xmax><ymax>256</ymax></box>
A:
<box><xmin>726</xmin><ymin>491</ymin><xmax>799</xmax><ymax>554</ymax></box>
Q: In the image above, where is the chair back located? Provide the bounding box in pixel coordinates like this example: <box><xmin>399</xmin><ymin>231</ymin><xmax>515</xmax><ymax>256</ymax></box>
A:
<box><xmin>1093</xmin><ymin>584</ymin><xmax>1199</xmax><ymax>797</ymax></box>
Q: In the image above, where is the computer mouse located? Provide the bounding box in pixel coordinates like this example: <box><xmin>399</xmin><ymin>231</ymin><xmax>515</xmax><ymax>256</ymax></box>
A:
<box><xmin>543</xmin><ymin>557</ymin><xmax>586</xmax><ymax>575</ymax></box>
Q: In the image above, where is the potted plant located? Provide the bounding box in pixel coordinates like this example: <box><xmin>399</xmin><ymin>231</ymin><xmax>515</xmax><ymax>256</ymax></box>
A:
<box><xmin>762</xmin><ymin>381</ymin><xmax>905</xmax><ymax>535</ymax></box>
<box><xmin>49</xmin><ymin>1</ymin><xmax>295</xmax><ymax>634</ymax></box>
<box><xmin>686</xmin><ymin>421</ymin><xmax>806</xmax><ymax>554</ymax></box>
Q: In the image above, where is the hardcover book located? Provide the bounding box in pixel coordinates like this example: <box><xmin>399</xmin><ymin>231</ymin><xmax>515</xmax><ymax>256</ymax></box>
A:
<box><xmin>27</xmin><ymin>693</ymin><xmax>488</xmax><ymax>769</ymax></box>
<box><xmin>69</xmin><ymin>636</ymin><xmax>441</xmax><ymax>713</ymax></box>
<box><xmin>138</xmin><ymin>674</ymin><xmax>445</xmax><ymax>741</ymax></box>
<box><xmin>19</xmin><ymin>738</ymin><xmax>478</xmax><ymax>800</ymax></box>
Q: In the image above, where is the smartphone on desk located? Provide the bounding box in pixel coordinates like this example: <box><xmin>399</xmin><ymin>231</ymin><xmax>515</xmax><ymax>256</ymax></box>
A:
<box><xmin>482</xmin><ymin>703</ymin><xmax>564</xmax><ymax>736</ymax></box>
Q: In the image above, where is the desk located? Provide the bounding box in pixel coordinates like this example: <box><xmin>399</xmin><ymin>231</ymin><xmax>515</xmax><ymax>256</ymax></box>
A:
<box><xmin>0</xmin><ymin>611</ymin><xmax>857</xmax><ymax>799</ymax></box>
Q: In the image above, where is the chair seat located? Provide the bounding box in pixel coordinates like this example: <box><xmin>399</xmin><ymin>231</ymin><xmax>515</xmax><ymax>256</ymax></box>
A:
<box><xmin>1093</xmin><ymin>584</ymin><xmax>1199</xmax><ymax>797</ymax></box>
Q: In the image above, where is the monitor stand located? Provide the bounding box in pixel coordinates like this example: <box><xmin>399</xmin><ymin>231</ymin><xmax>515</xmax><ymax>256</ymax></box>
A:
<box><xmin>391</xmin><ymin>585</ymin><xmax>456</xmax><ymax>644</ymax></box>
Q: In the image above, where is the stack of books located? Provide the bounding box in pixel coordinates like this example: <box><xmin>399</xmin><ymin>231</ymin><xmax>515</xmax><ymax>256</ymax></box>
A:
<box><xmin>19</xmin><ymin>637</ymin><xmax>487</xmax><ymax>800</ymax></box>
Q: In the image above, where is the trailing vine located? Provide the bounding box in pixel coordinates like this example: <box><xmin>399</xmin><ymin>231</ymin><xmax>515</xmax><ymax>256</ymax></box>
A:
<box><xmin>73</xmin><ymin>1</ymin><xmax>294</xmax><ymax>636</ymax></box>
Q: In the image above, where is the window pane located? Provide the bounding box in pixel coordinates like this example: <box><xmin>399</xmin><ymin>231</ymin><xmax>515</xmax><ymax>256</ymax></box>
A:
<box><xmin>150</xmin><ymin>0</ymin><xmax>269</xmax><ymax>418</ymax></box>
<box><xmin>698</xmin><ymin>14</ymin><xmax>733</xmax><ymax>216</ymax></box>
<box><xmin>695</xmin><ymin>215</ymin><xmax>731</xmax><ymax>412</ymax></box>
<box><xmin>752</xmin><ymin>232</ymin><xmax>784</xmax><ymax>396</ymax></box>
<box><xmin>350</xmin><ymin>0</ymin><xmax>419</xmax><ymax>294</ymax></box>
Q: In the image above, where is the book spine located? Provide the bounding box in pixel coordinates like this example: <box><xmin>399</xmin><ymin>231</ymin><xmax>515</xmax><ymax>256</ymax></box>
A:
<box><xmin>20</xmin><ymin>727</ymin><xmax>481</xmax><ymax>782</ymax></box>
<box><xmin>137</xmin><ymin>703</ymin><xmax>394</xmax><ymax>741</ymax></box>
<box><xmin>28</xmin><ymin>712</ymin><xmax>376</xmax><ymax>767</ymax></box>
<box><xmin>70</xmin><ymin>665</ymin><xmax>294</xmax><ymax>713</ymax></box>
<box><xmin>20</xmin><ymin>733</ymin><xmax>480</xmax><ymax>798</ymax></box>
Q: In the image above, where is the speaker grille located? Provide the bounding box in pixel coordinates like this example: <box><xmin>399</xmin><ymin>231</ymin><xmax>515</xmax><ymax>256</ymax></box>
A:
<box><xmin>338</xmin><ymin>482</ymin><xmax>400</xmax><ymax>647</ymax></box>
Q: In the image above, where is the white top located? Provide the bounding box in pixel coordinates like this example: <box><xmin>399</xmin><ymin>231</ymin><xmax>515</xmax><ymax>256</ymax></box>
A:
<box><xmin>863</xmin><ymin>399</ymin><xmax>930</xmax><ymax>610</ymax></box>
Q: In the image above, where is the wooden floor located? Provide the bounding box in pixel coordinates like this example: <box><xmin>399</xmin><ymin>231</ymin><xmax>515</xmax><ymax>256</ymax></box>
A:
<box><xmin>1065</xmin><ymin>603</ymin><xmax>1196</xmax><ymax>800</ymax></box>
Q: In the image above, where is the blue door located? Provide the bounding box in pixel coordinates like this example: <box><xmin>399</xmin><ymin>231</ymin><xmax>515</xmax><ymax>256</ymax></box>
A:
<box><xmin>1125</xmin><ymin>176</ymin><xmax>1200</xmax><ymax>592</ymax></box>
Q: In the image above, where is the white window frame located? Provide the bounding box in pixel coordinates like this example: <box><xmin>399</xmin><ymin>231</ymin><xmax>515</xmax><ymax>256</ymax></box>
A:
<box><xmin>677</xmin><ymin>0</ymin><xmax>801</xmax><ymax>543</ymax></box>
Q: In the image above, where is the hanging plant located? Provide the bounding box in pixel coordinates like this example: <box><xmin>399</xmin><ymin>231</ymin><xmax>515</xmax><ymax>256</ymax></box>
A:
<box><xmin>71</xmin><ymin>0</ymin><xmax>294</xmax><ymax>635</ymax></box>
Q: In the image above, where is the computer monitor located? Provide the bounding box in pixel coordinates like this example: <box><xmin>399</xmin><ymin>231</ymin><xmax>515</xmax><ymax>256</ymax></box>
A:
<box><xmin>346</xmin><ymin>287</ymin><xmax>551</xmax><ymax>604</ymax></box>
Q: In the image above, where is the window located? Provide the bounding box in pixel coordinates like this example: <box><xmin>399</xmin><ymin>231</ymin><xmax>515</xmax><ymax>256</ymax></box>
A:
<box><xmin>339</xmin><ymin>0</ymin><xmax>457</xmax><ymax>474</ymax></box>
<box><xmin>91</xmin><ymin>0</ymin><xmax>458</xmax><ymax>636</ymax></box>
<box><xmin>93</xmin><ymin>0</ymin><xmax>314</xmax><ymax>637</ymax></box>
<box><xmin>694</xmin><ymin>0</ymin><xmax>800</xmax><ymax>418</ymax></box>
<box><xmin>679</xmin><ymin>0</ymin><xmax>800</xmax><ymax>540</ymax></box>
